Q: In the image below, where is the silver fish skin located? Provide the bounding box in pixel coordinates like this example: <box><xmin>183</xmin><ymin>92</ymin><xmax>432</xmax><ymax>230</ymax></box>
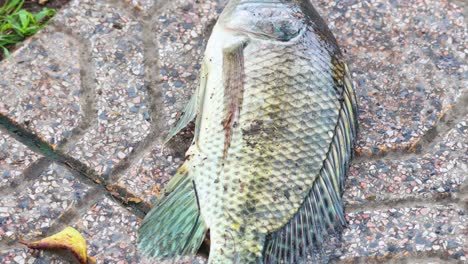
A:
<box><xmin>138</xmin><ymin>0</ymin><xmax>358</xmax><ymax>263</ymax></box>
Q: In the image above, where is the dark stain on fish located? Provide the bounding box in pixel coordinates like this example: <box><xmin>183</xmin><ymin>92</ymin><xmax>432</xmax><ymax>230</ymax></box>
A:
<box><xmin>222</xmin><ymin>42</ymin><xmax>247</xmax><ymax>159</ymax></box>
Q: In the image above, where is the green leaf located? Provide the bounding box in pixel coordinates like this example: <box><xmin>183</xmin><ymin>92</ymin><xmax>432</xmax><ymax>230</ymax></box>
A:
<box><xmin>18</xmin><ymin>10</ymin><xmax>30</xmax><ymax>29</ymax></box>
<box><xmin>2</xmin><ymin>46</ymin><xmax>12</xmax><ymax>61</ymax></box>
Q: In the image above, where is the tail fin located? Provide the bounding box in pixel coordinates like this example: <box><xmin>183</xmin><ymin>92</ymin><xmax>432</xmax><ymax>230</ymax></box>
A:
<box><xmin>138</xmin><ymin>163</ymin><xmax>207</xmax><ymax>260</ymax></box>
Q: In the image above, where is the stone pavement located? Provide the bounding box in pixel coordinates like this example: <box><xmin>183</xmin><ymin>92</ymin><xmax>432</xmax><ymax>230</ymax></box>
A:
<box><xmin>0</xmin><ymin>0</ymin><xmax>466</xmax><ymax>263</ymax></box>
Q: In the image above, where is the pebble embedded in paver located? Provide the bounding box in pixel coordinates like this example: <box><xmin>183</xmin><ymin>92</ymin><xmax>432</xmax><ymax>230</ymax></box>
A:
<box><xmin>316</xmin><ymin>0</ymin><xmax>467</xmax><ymax>155</ymax></box>
<box><xmin>0</xmin><ymin>130</ymin><xmax>42</xmax><ymax>189</ymax></box>
<box><xmin>0</xmin><ymin>163</ymin><xmax>90</xmax><ymax>263</ymax></box>
<box><xmin>338</xmin><ymin>205</ymin><xmax>467</xmax><ymax>261</ymax></box>
<box><xmin>0</xmin><ymin>30</ymin><xmax>83</xmax><ymax>145</ymax></box>
<box><xmin>73</xmin><ymin>197</ymin><xmax>141</xmax><ymax>263</ymax></box>
<box><xmin>345</xmin><ymin>116</ymin><xmax>468</xmax><ymax>205</ymax></box>
<box><xmin>127</xmin><ymin>0</ymin><xmax>154</xmax><ymax>11</ymax></box>
<box><xmin>54</xmin><ymin>0</ymin><xmax>151</xmax><ymax>177</ymax></box>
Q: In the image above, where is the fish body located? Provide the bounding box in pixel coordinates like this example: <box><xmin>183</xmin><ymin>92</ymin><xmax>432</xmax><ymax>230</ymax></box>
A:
<box><xmin>139</xmin><ymin>0</ymin><xmax>358</xmax><ymax>263</ymax></box>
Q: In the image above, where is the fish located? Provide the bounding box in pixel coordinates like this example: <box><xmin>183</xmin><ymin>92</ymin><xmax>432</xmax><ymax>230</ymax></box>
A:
<box><xmin>138</xmin><ymin>0</ymin><xmax>358</xmax><ymax>263</ymax></box>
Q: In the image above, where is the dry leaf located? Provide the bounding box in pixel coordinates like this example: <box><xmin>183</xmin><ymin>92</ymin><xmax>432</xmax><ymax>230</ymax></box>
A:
<box><xmin>127</xmin><ymin>197</ymin><xmax>142</xmax><ymax>203</ymax></box>
<box><xmin>20</xmin><ymin>226</ymin><xmax>87</xmax><ymax>264</ymax></box>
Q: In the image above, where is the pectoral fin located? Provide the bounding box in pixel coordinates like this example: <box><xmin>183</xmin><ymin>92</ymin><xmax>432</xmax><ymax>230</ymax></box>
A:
<box><xmin>165</xmin><ymin>63</ymin><xmax>209</xmax><ymax>143</ymax></box>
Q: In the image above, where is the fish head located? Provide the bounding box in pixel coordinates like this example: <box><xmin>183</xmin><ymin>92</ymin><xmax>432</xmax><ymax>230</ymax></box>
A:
<box><xmin>219</xmin><ymin>0</ymin><xmax>307</xmax><ymax>42</ymax></box>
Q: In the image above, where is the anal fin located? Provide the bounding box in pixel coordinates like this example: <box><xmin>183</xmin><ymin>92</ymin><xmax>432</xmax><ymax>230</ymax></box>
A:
<box><xmin>165</xmin><ymin>63</ymin><xmax>209</xmax><ymax>143</ymax></box>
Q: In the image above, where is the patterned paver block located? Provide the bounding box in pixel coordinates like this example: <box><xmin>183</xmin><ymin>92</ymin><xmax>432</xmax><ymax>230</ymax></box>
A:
<box><xmin>74</xmin><ymin>197</ymin><xmax>141</xmax><ymax>263</ymax></box>
<box><xmin>113</xmin><ymin>0</ymin><xmax>224</xmax><ymax>202</ymax></box>
<box><xmin>338</xmin><ymin>205</ymin><xmax>467</xmax><ymax>262</ymax></box>
<box><xmin>54</xmin><ymin>0</ymin><xmax>151</xmax><ymax>177</ymax></box>
<box><xmin>0</xmin><ymin>163</ymin><xmax>90</xmax><ymax>263</ymax></box>
<box><xmin>0</xmin><ymin>130</ymin><xmax>42</xmax><ymax>189</ymax></box>
<box><xmin>153</xmin><ymin>0</ymin><xmax>223</xmax><ymax>127</ymax></box>
<box><xmin>115</xmin><ymin>144</ymin><xmax>186</xmax><ymax>205</ymax></box>
<box><xmin>316</xmin><ymin>0</ymin><xmax>467</xmax><ymax>154</ymax></box>
<box><xmin>0</xmin><ymin>30</ymin><xmax>82</xmax><ymax>145</ymax></box>
<box><xmin>345</xmin><ymin>116</ymin><xmax>467</xmax><ymax>205</ymax></box>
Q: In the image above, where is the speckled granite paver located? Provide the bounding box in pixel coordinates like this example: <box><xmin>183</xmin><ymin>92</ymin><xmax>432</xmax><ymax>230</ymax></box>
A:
<box><xmin>0</xmin><ymin>30</ymin><xmax>82</xmax><ymax>145</ymax></box>
<box><xmin>316</xmin><ymin>0</ymin><xmax>467</xmax><ymax>155</ymax></box>
<box><xmin>345</xmin><ymin>115</ymin><xmax>467</xmax><ymax>205</ymax></box>
<box><xmin>114</xmin><ymin>0</ymin><xmax>223</xmax><ymax>205</ymax></box>
<box><xmin>0</xmin><ymin>163</ymin><xmax>89</xmax><ymax>240</ymax></box>
<box><xmin>339</xmin><ymin>205</ymin><xmax>467</xmax><ymax>261</ymax></box>
<box><xmin>114</xmin><ymin>144</ymin><xmax>184</xmax><ymax>205</ymax></box>
<box><xmin>74</xmin><ymin>197</ymin><xmax>140</xmax><ymax>263</ymax></box>
<box><xmin>54</xmin><ymin>0</ymin><xmax>151</xmax><ymax>177</ymax></box>
<box><xmin>0</xmin><ymin>130</ymin><xmax>42</xmax><ymax>189</ymax></box>
<box><xmin>153</xmin><ymin>0</ymin><xmax>223</xmax><ymax>126</ymax></box>
<box><xmin>0</xmin><ymin>0</ymin><xmax>466</xmax><ymax>263</ymax></box>
<box><xmin>0</xmin><ymin>163</ymin><xmax>90</xmax><ymax>263</ymax></box>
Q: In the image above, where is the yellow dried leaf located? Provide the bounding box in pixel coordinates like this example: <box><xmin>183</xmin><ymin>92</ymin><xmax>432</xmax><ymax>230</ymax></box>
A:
<box><xmin>127</xmin><ymin>197</ymin><xmax>142</xmax><ymax>203</ymax></box>
<box><xmin>20</xmin><ymin>226</ymin><xmax>87</xmax><ymax>264</ymax></box>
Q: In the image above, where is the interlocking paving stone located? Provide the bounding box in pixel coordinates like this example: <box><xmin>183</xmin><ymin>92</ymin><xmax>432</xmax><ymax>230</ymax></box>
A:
<box><xmin>0</xmin><ymin>248</ymin><xmax>65</xmax><ymax>264</ymax></box>
<box><xmin>0</xmin><ymin>30</ymin><xmax>82</xmax><ymax>145</ymax></box>
<box><xmin>316</xmin><ymin>0</ymin><xmax>467</xmax><ymax>155</ymax></box>
<box><xmin>114</xmin><ymin>144</ymin><xmax>185</xmax><ymax>204</ymax></box>
<box><xmin>153</xmin><ymin>0</ymin><xmax>223</xmax><ymax>128</ymax></box>
<box><xmin>338</xmin><ymin>205</ymin><xmax>467</xmax><ymax>261</ymax></box>
<box><xmin>113</xmin><ymin>0</ymin><xmax>225</xmax><ymax>203</ymax></box>
<box><xmin>74</xmin><ymin>197</ymin><xmax>140</xmax><ymax>263</ymax></box>
<box><xmin>345</xmin><ymin>116</ymin><xmax>467</xmax><ymax>205</ymax></box>
<box><xmin>0</xmin><ymin>163</ymin><xmax>90</xmax><ymax>263</ymax></box>
<box><xmin>0</xmin><ymin>130</ymin><xmax>42</xmax><ymax>189</ymax></box>
<box><xmin>55</xmin><ymin>0</ymin><xmax>151</xmax><ymax>177</ymax></box>
<box><xmin>0</xmin><ymin>163</ymin><xmax>89</xmax><ymax>240</ymax></box>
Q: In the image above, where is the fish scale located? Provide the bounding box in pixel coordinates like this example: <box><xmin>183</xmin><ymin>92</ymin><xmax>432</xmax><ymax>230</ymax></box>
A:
<box><xmin>138</xmin><ymin>0</ymin><xmax>358</xmax><ymax>263</ymax></box>
<box><xmin>195</xmin><ymin>35</ymin><xmax>341</xmax><ymax>262</ymax></box>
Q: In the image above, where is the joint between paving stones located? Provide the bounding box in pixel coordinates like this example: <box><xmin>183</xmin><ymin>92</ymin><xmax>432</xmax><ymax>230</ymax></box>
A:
<box><xmin>332</xmin><ymin>250</ymin><xmax>461</xmax><ymax>264</ymax></box>
<box><xmin>47</xmin><ymin>23</ymin><xmax>99</xmax><ymax>151</ymax></box>
<box><xmin>0</xmin><ymin>157</ymin><xmax>52</xmax><ymax>195</ymax></box>
<box><xmin>45</xmin><ymin>187</ymin><xmax>105</xmax><ymax>236</ymax></box>
<box><xmin>346</xmin><ymin>194</ymin><xmax>464</xmax><ymax>213</ymax></box>
<box><xmin>0</xmin><ymin>114</ymin><xmax>149</xmax><ymax>217</ymax></box>
<box><xmin>104</xmin><ymin>0</ymin><xmax>174</xmax><ymax>184</ymax></box>
<box><xmin>354</xmin><ymin>91</ymin><xmax>468</xmax><ymax>163</ymax></box>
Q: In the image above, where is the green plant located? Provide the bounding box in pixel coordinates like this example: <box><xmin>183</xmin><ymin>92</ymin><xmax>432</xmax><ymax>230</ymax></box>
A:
<box><xmin>0</xmin><ymin>0</ymin><xmax>55</xmax><ymax>59</ymax></box>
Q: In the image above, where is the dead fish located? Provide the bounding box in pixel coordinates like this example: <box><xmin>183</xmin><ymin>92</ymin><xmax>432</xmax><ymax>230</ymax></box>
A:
<box><xmin>138</xmin><ymin>0</ymin><xmax>358</xmax><ymax>263</ymax></box>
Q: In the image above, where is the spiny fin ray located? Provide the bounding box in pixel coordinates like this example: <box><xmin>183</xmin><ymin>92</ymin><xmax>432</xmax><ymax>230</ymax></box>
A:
<box><xmin>138</xmin><ymin>162</ymin><xmax>207</xmax><ymax>260</ymax></box>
